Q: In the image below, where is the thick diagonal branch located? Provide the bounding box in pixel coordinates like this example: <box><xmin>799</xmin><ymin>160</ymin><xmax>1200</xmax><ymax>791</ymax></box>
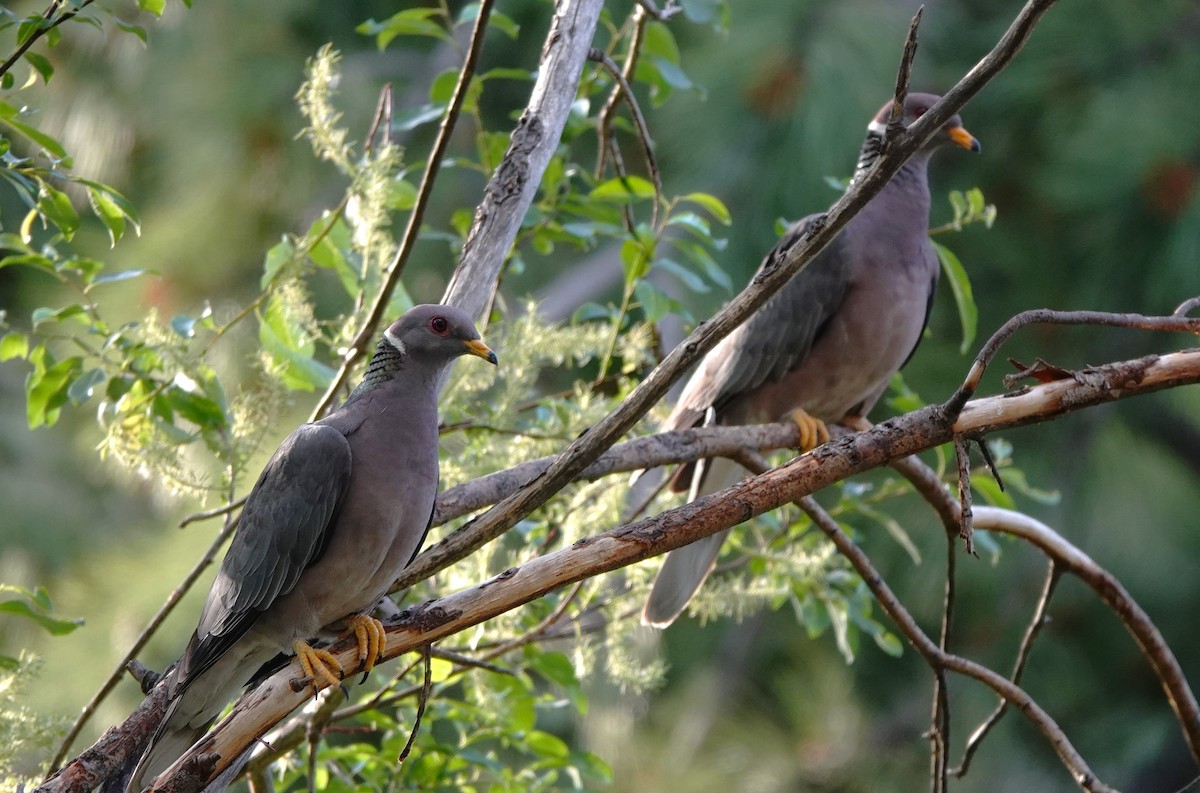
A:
<box><xmin>116</xmin><ymin>348</ymin><xmax>1200</xmax><ymax>793</ymax></box>
<box><xmin>395</xmin><ymin>0</ymin><xmax>1065</xmax><ymax>590</ymax></box>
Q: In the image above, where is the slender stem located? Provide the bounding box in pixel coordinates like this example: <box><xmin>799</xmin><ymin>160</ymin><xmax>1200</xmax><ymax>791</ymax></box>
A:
<box><xmin>47</xmin><ymin>518</ymin><xmax>239</xmax><ymax>771</ymax></box>
<box><xmin>312</xmin><ymin>0</ymin><xmax>496</xmax><ymax>420</ymax></box>
<box><xmin>0</xmin><ymin>0</ymin><xmax>95</xmax><ymax>80</ymax></box>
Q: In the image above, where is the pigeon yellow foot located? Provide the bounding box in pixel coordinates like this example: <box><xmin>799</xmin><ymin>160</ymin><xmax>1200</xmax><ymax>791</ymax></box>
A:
<box><xmin>347</xmin><ymin>613</ymin><xmax>387</xmax><ymax>674</ymax></box>
<box><xmin>293</xmin><ymin>639</ymin><xmax>343</xmax><ymax>692</ymax></box>
<box><xmin>786</xmin><ymin>407</ymin><xmax>830</xmax><ymax>451</ymax></box>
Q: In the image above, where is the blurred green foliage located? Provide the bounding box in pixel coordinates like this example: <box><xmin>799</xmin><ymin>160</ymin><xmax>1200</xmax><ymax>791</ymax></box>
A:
<box><xmin>0</xmin><ymin>0</ymin><xmax>1197</xmax><ymax>791</ymax></box>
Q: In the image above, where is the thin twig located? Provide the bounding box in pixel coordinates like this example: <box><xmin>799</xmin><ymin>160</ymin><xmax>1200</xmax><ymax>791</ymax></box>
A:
<box><xmin>0</xmin><ymin>0</ymin><xmax>95</xmax><ymax>80</ymax></box>
<box><xmin>945</xmin><ymin>306</ymin><xmax>1200</xmax><ymax>416</ymax></box>
<box><xmin>1174</xmin><ymin>296</ymin><xmax>1200</xmax><ymax>317</ymax></box>
<box><xmin>954</xmin><ymin>435</ymin><xmax>975</xmax><ymax>555</ymax></box>
<box><xmin>179</xmin><ymin>496</ymin><xmax>247</xmax><ymax>528</ymax></box>
<box><xmin>393</xmin><ymin>0</ymin><xmax>1068</xmax><ymax>598</ymax></box>
<box><xmin>396</xmin><ymin>644</ymin><xmax>433</xmax><ymax>764</ymax></box>
<box><xmin>891</xmin><ymin>453</ymin><xmax>1200</xmax><ymax>767</ymax></box>
<box><xmin>929</xmin><ymin>527</ymin><xmax>956</xmax><ymax>793</ymax></box>
<box><xmin>886</xmin><ymin>6</ymin><xmax>924</xmax><ymax>142</ymax></box>
<box><xmin>48</xmin><ymin>346</ymin><xmax>1200</xmax><ymax>792</ymax></box>
<box><xmin>952</xmin><ymin>560</ymin><xmax>1063</xmax><ymax>777</ymax></box>
<box><xmin>800</xmin><ymin>496</ymin><xmax>1115</xmax><ymax>792</ymax></box>
<box><xmin>596</xmin><ymin>5</ymin><xmax>648</xmax><ymax>177</ymax></box>
<box><xmin>312</xmin><ymin>0</ymin><xmax>496</xmax><ymax>420</ymax></box>
<box><xmin>632</xmin><ymin>0</ymin><xmax>681</xmax><ymax>21</ymax></box>
<box><xmin>353</xmin><ymin>83</ymin><xmax>396</xmax><ymax>317</ymax></box>
<box><xmin>588</xmin><ymin>46</ymin><xmax>662</xmax><ymax>227</ymax></box>
<box><xmin>48</xmin><ymin>518</ymin><xmax>238</xmax><ymax>771</ymax></box>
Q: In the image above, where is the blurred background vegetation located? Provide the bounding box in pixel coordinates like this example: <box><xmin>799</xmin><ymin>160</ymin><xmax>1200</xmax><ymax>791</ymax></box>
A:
<box><xmin>2</xmin><ymin>0</ymin><xmax>1199</xmax><ymax>790</ymax></box>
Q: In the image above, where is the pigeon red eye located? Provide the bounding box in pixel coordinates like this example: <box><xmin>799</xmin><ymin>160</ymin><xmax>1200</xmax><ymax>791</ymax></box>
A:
<box><xmin>430</xmin><ymin>317</ymin><xmax>449</xmax><ymax>334</ymax></box>
<box><xmin>913</xmin><ymin>106</ymin><xmax>927</xmax><ymax>118</ymax></box>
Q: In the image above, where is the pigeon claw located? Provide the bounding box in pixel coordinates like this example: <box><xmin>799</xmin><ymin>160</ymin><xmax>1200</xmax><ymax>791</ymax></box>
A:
<box><xmin>786</xmin><ymin>408</ymin><xmax>830</xmax><ymax>452</ymax></box>
<box><xmin>347</xmin><ymin>614</ymin><xmax>387</xmax><ymax>677</ymax></box>
<box><xmin>293</xmin><ymin>639</ymin><xmax>343</xmax><ymax>694</ymax></box>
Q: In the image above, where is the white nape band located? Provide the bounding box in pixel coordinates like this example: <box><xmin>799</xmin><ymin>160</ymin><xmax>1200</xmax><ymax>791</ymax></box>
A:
<box><xmin>867</xmin><ymin>120</ymin><xmax>889</xmax><ymax>136</ymax></box>
<box><xmin>384</xmin><ymin>329</ymin><xmax>407</xmax><ymax>355</ymax></box>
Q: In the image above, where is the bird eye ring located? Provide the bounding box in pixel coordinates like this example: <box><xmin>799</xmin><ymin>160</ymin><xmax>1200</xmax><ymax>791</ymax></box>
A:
<box><xmin>430</xmin><ymin>316</ymin><xmax>449</xmax><ymax>334</ymax></box>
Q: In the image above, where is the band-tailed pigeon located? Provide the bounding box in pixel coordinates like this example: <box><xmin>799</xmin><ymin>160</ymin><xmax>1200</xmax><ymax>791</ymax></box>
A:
<box><xmin>129</xmin><ymin>304</ymin><xmax>497</xmax><ymax>790</ymax></box>
<box><xmin>643</xmin><ymin>93</ymin><xmax>980</xmax><ymax>628</ymax></box>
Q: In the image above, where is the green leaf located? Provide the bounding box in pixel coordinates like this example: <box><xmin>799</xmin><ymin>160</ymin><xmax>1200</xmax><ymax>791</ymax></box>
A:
<box><xmin>87</xmin><ymin>186</ymin><xmax>126</xmax><ymax>245</ymax></box>
<box><xmin>25</xmin><ymin>353</ymin><xmax>81</xmax><ymax>428</ymax></box>
<box><xmin>999</xmin><ymin>468</ymin><xmax>1061</xmax><ymax>505</ymax></box>
<box><xmin>393</xmin><ymin>102</ymin><xmax>445</xmax><ymax>133</ymax></box>
<box><xmin>166</xmin><ymin>382</ymin><xmax>229</xmax><ymax>429</ymax></box>
<box><xmin>970</xmin><ymin>470</ymin><xmax>1015</xmax><ymax>510</ymax></box>
<box><xmin>527</xmin><ymin>651</ymin><xmax>578</xmax><ymax>688</ymax></box>
<box><xmin>37</xmin><ymin>183</ymin><xmax>79</xmax><ymax>238</ymax></box>
<box><xmin>23</xmin><ymin>51</ymin><xmax>52</xmax><ymax>82</ymax></box>
<box><xmin>0</xmin><ymin>598</ymin><xmax>83</xmax><ymax>635</ymax></box>
<box><xmin>89</xmin><ymin>269</ymin><xmax>146</xmax><ymax>288</ymax></box>
<box><xmin>653</xmin><ymin>257</ymin><xmax>708</xmax><ymax>293</ymax></box>
<box><xmin>305</xmin><ymin>215</ymin><xmax>358</xmax><ymax>297</ymax></box>
<box><xmin>948</xmin><ymin>190</ymin><xmax>968</xmax><ymax>226</ymax></box>
<box><xmin>138</xmin><ymin>0</ymin><xmax>166</xmax><ymax>16</ymax></box>
<box><xmin>633</xmin><ymin>280</ymin><xmax>676</xmax><ymax>323</ymax></box>
<box><xmin>259</xmin><ymin>294</ymin><xmax>333</xmax><ymax>392</ymax></box>
<box><xmin>933</xmin><ymin>241</ymin><xmax>977</xmax><ymax>354</ymax></box>
<box><xmin>260</xmin><ymin>237</ymin><xmax>296</xmax><ymax>288</ymax></box>
<box><xmin>855</xmin><ymin>504</ymin><xmax>921</xmax><ymax>564</ymax></box>
<box><xmin>113</xmin><ymin>18</ymin><xmax>148</xmax><ymax>43</ymax></box>
<box><xmin>0</xmin><ymin>331</ymin><xmax>28</xmax><ymax>361</ymax></box>
<box><xmin>681</xmin><ymin>191</ymin><xmax>731</xmax><ymax>225</ymax></box>
<box><xmin>0</xmin><ymin>115</ymin><xmax>66</xmax><ymax>158</ymax></box>
<box><xmin>525</xmin><ymin>730</ymin><xmax>570</xmax><ymax>760</ymax></box>
<box><xmin>358</xmin><ymin>9</ymin><xmax>451</xmax><ymax>49</ymax></box>
<box><xmin>619</xmin><ymin>238</ymin><xmax>651</xmax><ymax>283</ymax></box>
<box><xmin>590</xmin><ymin>176</ymin><xmax>656</xmax><ymax>203</ymax></box>
<box><xmin>31</xmin><ymin>304</ymin><xmax>85</xmax><ymax>326</ymax></box>
<box><xmin>388</xmin><ymin>178</ymin><xmax>418</xmax><ymax>210</ymax></box>
<box><xmin>67</xmin><ymin>367</ymin><xmax>107</xmax><ymax>405</ymax></box>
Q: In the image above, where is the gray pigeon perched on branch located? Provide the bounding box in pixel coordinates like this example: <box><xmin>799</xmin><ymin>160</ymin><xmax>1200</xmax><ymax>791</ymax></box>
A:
<box><xmin>643</xmin><ymin>93</ymin><xmax>980</xmax><ymax>628</ymax></box>
<box><xmin>129</xmin><ymin>304</ymin><xmax>497</xmax><ymax>790</ymax></box>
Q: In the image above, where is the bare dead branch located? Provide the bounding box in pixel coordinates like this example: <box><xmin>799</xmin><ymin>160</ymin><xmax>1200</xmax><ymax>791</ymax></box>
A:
<box><xmin>393</xmin><ymin>0</ymin><xmax>1067</xmax><ymax>595</ymax></box>
<box><xmin>954</xmin><ymin>436</ymin><xmax>975</xmax><ymax>554</ymax></box>
<box><xmin>596</xmin><ymin>5</ymin><xmax>649</xmax><ymax>177</ymax></box>
<box><xmin>87</xmin><ymin>347</ymin><xmax>1198</xmax><ymax>793</ymax></box>
<box><xmin>800</xmin><ymin>497</ymin><xmax>1117</xmax><ymax>792</ymax></box>
<box><xmin>441</xmin><ymin>0</ymin><xmax>607</xmax><ymax>323</ymax></box>
<box><xmin>588</xmin><ymin>46</ymin><xmax>663</xmax><ymax>227</ymax></box>
<box><xmin>886</xmin><ymin>6</ymin><xmax>924</xmax><ymax>141</ymax></box>
<box><xmin>930</xmin><ymin>529</ymin><xmax>956</xmax><ymax>793</ymax></box>
<box><xmin>946</xmin><ymin>306</ymin><xmax>1200</xmax><ymax>415</ymax></box>
<box><xmin>429</xmin><ymin>422</ymin><xmax>801</xmax><ymax>528</ymax></box>
<box><xmin>313</xmin><ymin>0</ymin><xmax>499</xmax><ymax>419</ymax></box>
<box><xmin>952</xmin><ymin>560</ymin><xmax>1063</xmax><ymax>777</ymax></box>
<box><xmin>973</xmin><ymin>507</ymin><xmax>1200</xmax><ymax>767</ymax></box>
<box><xmin>1174</xmin><ymin>296</ymin><xmax>1200</xmax><ymax>317</ymax></box>
<box><xmin>890</xmin><ymin>454</ymin><xmax>1200</xmax><ymax>768</ymax></box>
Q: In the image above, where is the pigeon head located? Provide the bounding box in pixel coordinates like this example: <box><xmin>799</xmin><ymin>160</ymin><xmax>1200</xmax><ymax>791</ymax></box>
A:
<box><xmin>383</xmin><ymin>304</ymin><xmax>497</xmax><ymax>366</ymax></box>
<box><xmin>867</xmin><ymin>92</ymin><xmax>981</xmax><ymax>153</ymax></box>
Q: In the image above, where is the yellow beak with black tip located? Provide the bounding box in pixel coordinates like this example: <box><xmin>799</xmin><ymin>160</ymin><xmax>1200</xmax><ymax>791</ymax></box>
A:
<box><xmin>948</xmin><ymin>125</ymin><xmax>981</xmax><ymax>152</ymax></box>
<box><xmin>464</xmin><ymin>338</ymin><xmax>498</xmax><ymax>365</ymax></box>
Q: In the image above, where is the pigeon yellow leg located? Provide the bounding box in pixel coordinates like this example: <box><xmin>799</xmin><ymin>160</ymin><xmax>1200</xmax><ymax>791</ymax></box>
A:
<box><xmin>786</xmin><ymin>408</ymin><xmax>830</xmax><ymax>452</ymax></box>
<box><xmin>293</xmin><ymin>639</ymin><xmax>343</xmax><ymax>692</ymax></box>
<box><xmin>347</xmin><ymin>613</ymin><xmax>387</xmax><ymax>674</ymax></box>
